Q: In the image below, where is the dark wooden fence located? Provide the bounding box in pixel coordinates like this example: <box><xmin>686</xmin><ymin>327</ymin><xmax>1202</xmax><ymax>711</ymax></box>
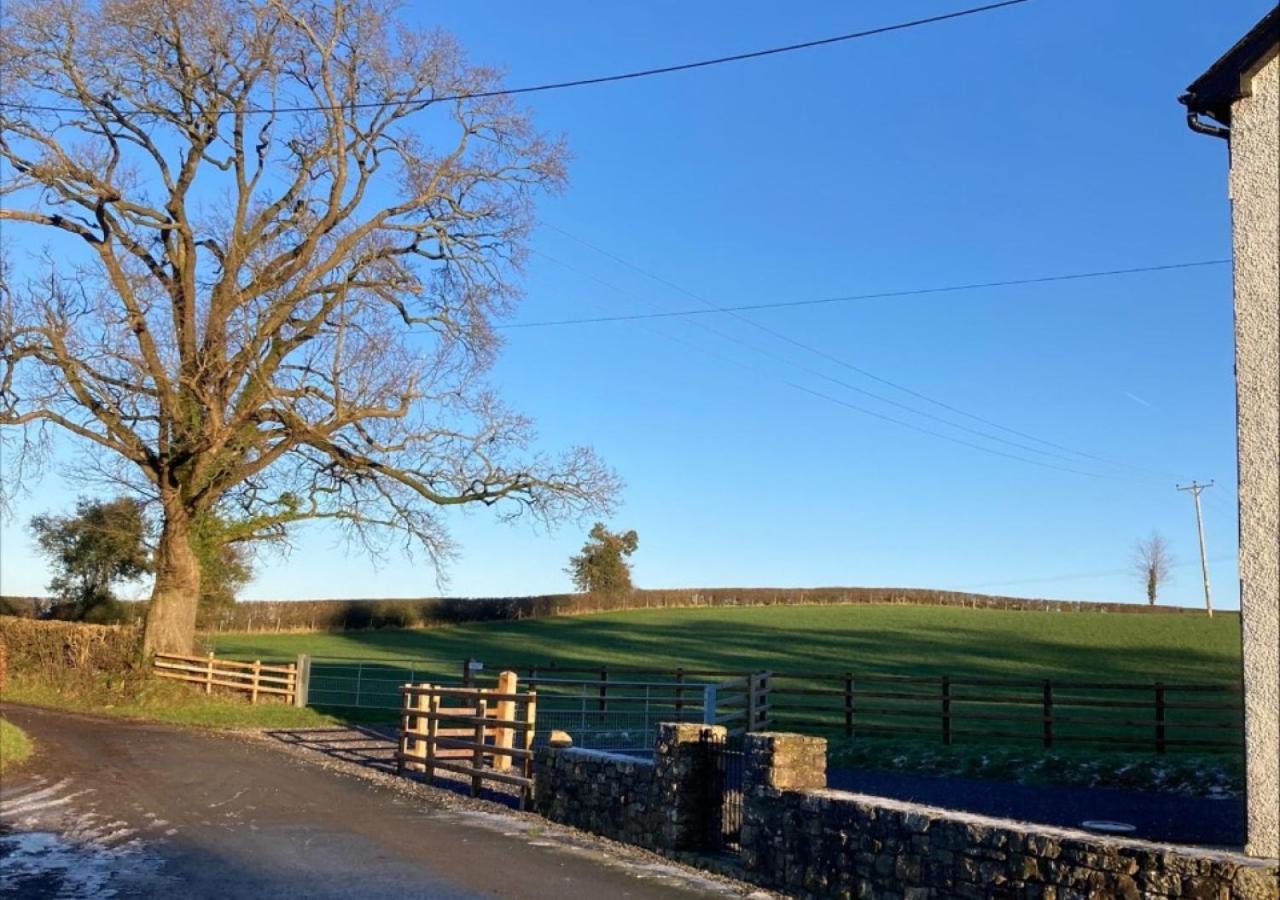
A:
<box><xmin>256</xmin><ymin>654</ymin><xmax>1243</xmax><ymax>755</ymax></box>
<box><xmin>763</xmin><ymin>672</ymin><xmax>1243</xmax><ymax>753</ymax></box>
<box><xmin>489</xmin><ymin>663</ymin><xmax>1243</xmax><ymax>754</ymax></box>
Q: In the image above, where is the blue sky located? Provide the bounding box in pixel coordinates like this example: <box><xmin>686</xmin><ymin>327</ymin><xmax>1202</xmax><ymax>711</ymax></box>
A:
<box><xmin>1</xmin><ymin>0</ymin><xmax>1269</xmax><ymax>607</ymax></box>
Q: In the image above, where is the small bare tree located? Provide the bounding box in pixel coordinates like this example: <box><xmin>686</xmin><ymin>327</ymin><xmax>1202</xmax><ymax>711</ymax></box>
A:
<box><xmin>1132</xmin><ymin>532</ymin><xmax>1174</xmax><ymax>605</ymax></box>
<box><xmin>0</xmin><ymin>0</ymin><xmax>617</xmax><ymax>654</ymax></box>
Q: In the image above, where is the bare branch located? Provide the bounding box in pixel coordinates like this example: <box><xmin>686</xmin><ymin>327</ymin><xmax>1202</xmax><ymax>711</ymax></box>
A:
<box><xmin>1</xmin><ymin>0</ymin><xmax>613</xmax><ymax>652</ymax></box>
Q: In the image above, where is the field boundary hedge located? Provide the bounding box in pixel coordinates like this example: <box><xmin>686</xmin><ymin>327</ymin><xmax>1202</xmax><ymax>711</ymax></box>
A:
<box><xmin>190</xmin><ymin>587</ymin><xmax>1217</xmax><ymax>633</ymax></box>
<box><xmin>1</xmin><ymin>588</ymin><xmax>1222</xmax><ymax>636</ymax></box>
<box><xmin>0</xmin><ymin>617</ymin><xmax>142</xmax><ymax>678</ymax></box>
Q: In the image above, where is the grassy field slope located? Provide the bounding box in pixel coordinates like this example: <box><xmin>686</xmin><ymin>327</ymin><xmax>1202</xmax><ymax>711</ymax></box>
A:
<box><xmin>215</xmin><ymin>604</ymin><xmax>1242</xmax><ymax>683</ymax></box>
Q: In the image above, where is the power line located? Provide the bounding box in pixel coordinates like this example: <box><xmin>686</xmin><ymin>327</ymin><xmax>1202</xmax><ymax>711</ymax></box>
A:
<box><xmin>534</xmin><ymin>250</ymin><xmax>1112</xmax><ymax>479</ymax></box>
<box><xmin>1</xmin><ymin>2</ymin><xmax>1032</xmax><ymax>117</ymax></box>
<box><xmin>955</xmin><ymin>554</ymin><xmax>1235</xmax><ymax>591</ymax></box>
<box><xmin>536</xmin><ymin>225</ymin><xmax>1194</xmax><ymax>481</ymax></box>
<box><xmin>501</xmin><ymin>258</ymin><xmax>1231</xmax><ymax>329</ymax></box>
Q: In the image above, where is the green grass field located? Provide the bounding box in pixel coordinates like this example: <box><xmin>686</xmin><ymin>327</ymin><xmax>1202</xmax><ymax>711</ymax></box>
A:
<box><xmin>218</xmin><ymin>605</ymin><xmax>1248</xmax><ymax>794</ymax></box>
<box><xmin>214</xmin><ymin>604</ymin><xmax>1242</xmax><ymax>683</ymax></box>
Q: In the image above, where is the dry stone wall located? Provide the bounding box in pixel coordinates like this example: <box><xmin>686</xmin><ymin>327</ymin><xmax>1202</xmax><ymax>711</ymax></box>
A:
<box><xmin>532</xmin><ymin>727</ymin><xmax>1280</xmax><ymax>899</ymax></box>
<box><xmin>740</xmin><ymin>733</ymin><xmax>1280</xmax><ymax>900</ymax></box>
<box><xmin>533</xmin><ymin>722</ymin><xmax>722</xmax><ymax>852</ymax></box>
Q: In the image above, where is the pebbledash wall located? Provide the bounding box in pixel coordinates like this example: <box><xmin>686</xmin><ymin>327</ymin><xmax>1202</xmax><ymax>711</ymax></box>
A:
<box><xmin>535</xmin><ymin>727</ymin><xmax>1280</xmax><ymax>900</ymax></box>
<box><xmin>1182</xmin><ymin>8</ymin><xmax>1280</xmax><ymax>859</ymax></box>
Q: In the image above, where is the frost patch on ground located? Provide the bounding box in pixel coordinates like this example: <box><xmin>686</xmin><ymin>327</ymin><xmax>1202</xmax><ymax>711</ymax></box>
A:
<box><xmin>0</xmin><ymin>830</ymin><xmax>158</xmax><ymax>899</ymax></box>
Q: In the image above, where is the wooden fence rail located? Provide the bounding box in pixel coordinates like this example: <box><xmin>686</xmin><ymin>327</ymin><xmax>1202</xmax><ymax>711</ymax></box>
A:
<box><xmin>486</xmin><ymin>662</ymin><xmax>1241</xmax><ymax>753</ymax></box>
<box><xmin>292</xmin><ymin>655</ymin><xmax>1242</xmax><ymax>755</ymax></box>
<box><xmin>396</xmin><ymin>674</ymin><xmax>538</xmax><ymax>808</ymax></box>
<box><xmin>153</xmin><ymin>652</ymin><xmax>297</xmax><ymax>704</ymax></box>
<box><xmin>764</xmin><ymin>673</ymin><xmax>1244</xmax><ymax>753</ymax></box>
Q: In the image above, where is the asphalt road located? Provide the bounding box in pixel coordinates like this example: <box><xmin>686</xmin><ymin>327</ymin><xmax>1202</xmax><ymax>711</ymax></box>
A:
<box><xmin>0</xmin><ymin>705</ymin><xmax>741</xmax><ymax>899</ymax></box>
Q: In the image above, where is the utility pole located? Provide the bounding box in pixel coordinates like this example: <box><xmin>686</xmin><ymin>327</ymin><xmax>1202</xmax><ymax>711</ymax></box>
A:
<box><xmin>1176</xmin><ymin>480</ymin><xmax>1214</xmax><ymax>617</ymax></box>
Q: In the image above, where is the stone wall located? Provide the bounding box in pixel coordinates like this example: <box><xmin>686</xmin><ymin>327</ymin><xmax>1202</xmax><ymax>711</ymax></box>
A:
<box><xmin>532</xmin><ymin>725</ymin><xmax>1279</xmax><ymax>898</ymax></box>
<box><xmin>740</xmin><ymin>733</ymin><xmax>1280</xmax><ymax>900</ymax></box>
<box><xmin>533</xmin><ymin>722</ymin><xmax>722</xmax><ymax>852</ymax></box>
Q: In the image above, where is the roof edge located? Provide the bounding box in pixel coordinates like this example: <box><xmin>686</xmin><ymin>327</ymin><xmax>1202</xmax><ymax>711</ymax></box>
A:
<box><xmin>1181</xmin><ymin>7</ymin><xmax>1280</xmax><ymax>126</ymax></box>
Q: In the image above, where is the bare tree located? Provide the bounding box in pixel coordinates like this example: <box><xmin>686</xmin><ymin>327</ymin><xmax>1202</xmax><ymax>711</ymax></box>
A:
<box><xmin>0</xmin><ymin>0</ymin><xmax>617</xmax><ymax>654</ymax></box>
<box><xmin>1132</xmin><ymin>532</ymin><xmax>1174</xmax><ymax>605</ymax></box>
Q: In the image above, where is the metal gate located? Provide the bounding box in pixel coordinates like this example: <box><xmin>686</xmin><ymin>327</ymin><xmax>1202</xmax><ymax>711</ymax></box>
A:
<box><xmin>701</xmin><ymin>731</ymin><xmax>745</xmax><ymax>852</ymax></box>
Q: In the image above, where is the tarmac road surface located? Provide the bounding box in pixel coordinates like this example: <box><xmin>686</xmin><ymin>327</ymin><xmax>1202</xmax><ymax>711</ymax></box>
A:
<box><xmin>0</xmin><ymin>704</ymin><xmax>744</xmax><ymax>899</ymax></box>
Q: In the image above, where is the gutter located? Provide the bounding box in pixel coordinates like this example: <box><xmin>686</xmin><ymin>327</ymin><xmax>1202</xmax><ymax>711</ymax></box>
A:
<box><xmin>1178</xmin><ymin>93</ymin><xmax>1231</xmax><ymax>140</ymax></box>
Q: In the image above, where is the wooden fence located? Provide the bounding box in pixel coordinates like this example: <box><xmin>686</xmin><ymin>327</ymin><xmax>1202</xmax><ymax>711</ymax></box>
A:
<box><xmin>279</xmin><ymin>655</ymin><xmax>1244</xmax><ymax>755</ymax></box>
<box><xmin>764</xmin><ymin>672</ymin><xmax>1244</xmax><ymax>753</ymax></box>
<box><xmin>153</xmin><ymin>652</ymin><xmax>298</xmax><ymax>704</ymax></box>
<box><xmin>710</xmin><ymin>671</ymin><xmax>771</xmax><ymax>735</ymax></box>
<box><xmin>485</xmin><ymin>663</ymin><xmax>1242</xmax><ymax>754</ymax></box>
<box><xmin>396</xmin><ymin>674</ymin><xmax>538</xmax><ymax>808</ymax></box>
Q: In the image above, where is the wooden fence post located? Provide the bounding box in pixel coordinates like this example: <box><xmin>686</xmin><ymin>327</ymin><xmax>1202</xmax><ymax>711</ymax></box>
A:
<box><xmin>294</xmin><ymin>654</ymin><xmax>310</xmax><ymax>707</ymax></box>
<box><xmin>520</xmin><ymin>691</ymin><xmax>537</xmax><ymax>811</ymax></box>
<box><xmin>1042</xmin><ymin>679</ymin><xmax>1054</xmax><ymax>749</ymax></box>
<box><xmin>205</xmin><ymin>652</ymin><xmax>214</xmax><ymax>695</ymax></box>
<box><xmin>844</xmin><ymin>673</ymin><xmax>855</xmax><ymax>738</ymax></box>
<box><xmin>250</xmin><ymin>660</ymin><xmax>262</xmax><ymax>704</ymax></box>
<box><xmin>471</xmin><ymin>698</ymin><xmax>488</xmax><ymax>797</ymax></box>
<box><xmin>425</xmin><ymin>690</ymin><xmax>440</xmax><ymax>784</ymax></box>
<box><xmin>1155</xmin><ymin>683</ymin><xmax>1167</xmax><ymax>753</ymax></box>
<box><xmin>494</xmin><ymin>671</ymin><xmax>517</xmax><ymax>772</ymax></box>
<box><xmin>941</xmin><ymin>676</ymin><xmax>952</xmax><ymax>745</ymax></box>
<box><xmin>758</xmin><ymin>671</ymin><xmax>771</xmax><ymax>728</ymax></box>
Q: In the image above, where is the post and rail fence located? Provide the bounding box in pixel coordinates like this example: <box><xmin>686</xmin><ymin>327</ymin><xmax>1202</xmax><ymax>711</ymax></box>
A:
<box><xmin>152</xmin><ymin>652</ymin><xmax>299</xmax><ymax>705</ymax></box>
<box><xmin>763</xmin><ymin>672</ymin><xmax>1243</xmax><ymax>754</ymax></box>
<box><xmin>395</xmin><ymin>674</ymin><xmax>538</xmax><ymax>808</ymax></box>
<box><xmin>185</xmin><ymin>652</ymin><xmax>1243</xmax><ymax>755</ymax></box>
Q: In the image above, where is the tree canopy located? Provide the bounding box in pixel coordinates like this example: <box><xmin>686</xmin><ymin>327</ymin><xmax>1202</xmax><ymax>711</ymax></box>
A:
<box><xmin>30</xmin><ymin>496</ymin><xmax>150</xmax><ymax>621</ymax></box>
<box><xmin>1</xmin><ymin>0</ymin><xmax>616</xmax><ymax>653</ymax></box>
<box><xmin>568</xmin><ymin>522</ymin><xmax>639</xmax><ymax>597</ymax></box>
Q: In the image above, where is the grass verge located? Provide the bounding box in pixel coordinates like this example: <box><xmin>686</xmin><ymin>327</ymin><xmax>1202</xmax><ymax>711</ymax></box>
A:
<box><xmin>0</xmin><ymin>717</ymin><xmax>34</xmax><ymax>773</ymax></box>
<box><xmin>2</xmin><ymin>674</ymin><xmax>340</xmax><ymax>730</ymax></box>
<box><xmin>828</xmin><ymin>736</ymin><xmax>1242</xmax><ymax>798</ymax></box>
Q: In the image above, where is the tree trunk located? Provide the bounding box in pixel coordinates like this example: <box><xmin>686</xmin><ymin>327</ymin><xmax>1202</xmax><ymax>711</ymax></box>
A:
<box><xmin>142</xmin><ymin>505</ymin><xmax>202</xmax><ymax>656</ymax></box>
